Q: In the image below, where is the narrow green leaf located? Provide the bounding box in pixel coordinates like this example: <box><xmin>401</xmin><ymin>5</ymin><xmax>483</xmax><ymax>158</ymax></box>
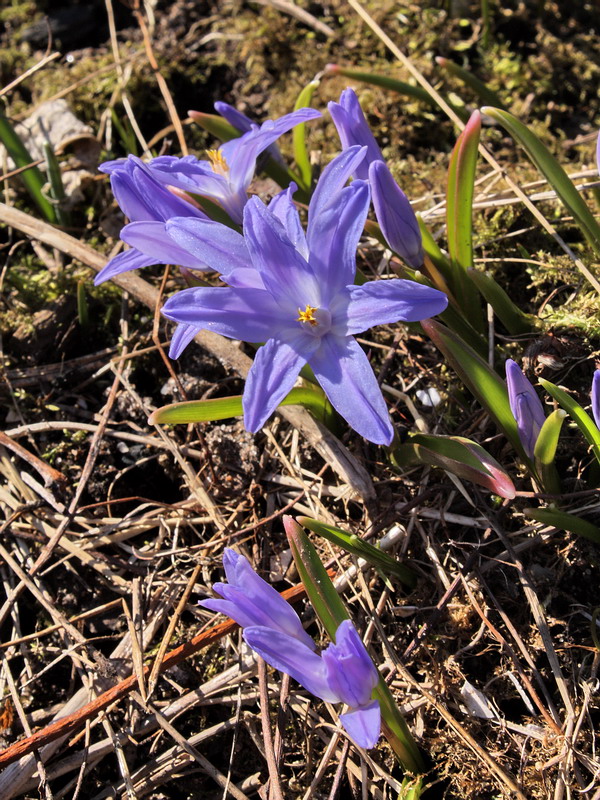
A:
<box><xmin>392</xmin><ymin>258</ymin><xmax>488</xmax><ymax>356</ymax></box>
<box><xmin>421</xmin><ymin>319</ymin><xmax>528</xmax><ymax>461</ymax></box>
<box><xmin>0</xmin><ymin>109</ymin><xmax>57</xmax><ymax>223</ymax></box>
<box><xmin>481</xmin><ymin>0</ymin><xmax>491</xmax><ymax>48</ymax></box>
<box><xmin>539</xmin><ymin>378</ymin><xmax>600</xmax><ymax>464</ymax></box>
<box><xmin>435</xmin><ymin>57</ymin><xmax>503</xmax><ymax>108</ymax></box>
<box><xmin>533</xmin><ymin>409</ymin><xmax>566</xmax><ymax>465</ymax></box>
<box><xmin>284</xmin><ymin>517</ymin><xmax>425</xmax><ymax>773</ymax></box>
<box><xmin>296</xmin><ymin>517</ymin><xmax>416</xmax><ymax>588</ymax></box>
<box><xmin>446</xmin><ymin>110</ymin><xmax>481</xmax><ymax>282</ymax></box>
<box><xmin>325</xmin><ymin>64</ymin><xmax>469</xmax><ymax>122</ymax></box>
<box><xmin>284</xmin><ymin>516</ymin><xmax>347</xmax><ymax>636</ymax></box>
<box><xmin>392</xmin><ymin>433</ymin><xmax>516</xmax><ymax>498</ymax></box>
<box><xmin>482</xmin><ymin>107</ymin><xmax>600</xmax><ymax>255</ymax></box>
<box><xmin>467</xmin><ymin>268</ymin><xmax>539</xmax><ymax>335</ymax></box>
<box><xmin>417</xmin><ymin>213</ymin><xmax>453</xmax><ymax>282</ymax></box>
<box><xmin>76</xmin><ymin>280</ymin><xmax>89</xmax><ymax>329</ymax></box>
<box><xmin>149</xmin><ymin>386</ymin><xmax>332</xmax><ymax>426</ymax></box>
<box><xmin>524</xmin><ymin>507</ymin><xmax>600</xmax><ymax>544</ymax></box>
<box><xmin>533</xmin><ymin>409</ymin><xmax>566</xmax><ymax>495</ymax></box>
<box><xmin>446</xmin><ymin>111</ymin><xmax>483</xmax><ymax>330</ymax></box>
<box><xmin>293</xmin><ymin>79</ymin><xmax>320</xmax><ymax>192</ymax></box>
<box><xmin>188</xmin><ymin>110</ymin><xmax>240</xmax><ymax>142</ymax></box>
<box><xmin>43</xmin><ymin>141</ymin><xmax>70</xmax><ymax>227</ymax></box>
<box><xmin>110</xmin><ymin>107</ymin><xmax>138</xmax><ymax>155</ymax></box>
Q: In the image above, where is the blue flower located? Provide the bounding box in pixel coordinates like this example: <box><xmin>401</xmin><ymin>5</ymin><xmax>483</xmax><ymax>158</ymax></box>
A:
<box><xmin>505</xmin><ymin>359</ymin><xmax>546</xmax><ymax>459</ymax></box>
<box><xmin>199</xmin><ymin>548</ymin><xmax>316</xmax><ymax>650</ymax></box>
<box><xmin>95</xmin><ymin>107</ymin><xmax>321</xmax><ymax>285</ymax></box>
<box><xmin>592</xmin><ymin>369</ymin><xmax>600</xmax><ymax>430</ymax></box>
<box><xmin>328</xmin><ymin>88</ymin><xmax>423</xmax><ymax>268</ymax></box>
<box><xmin>94</xmin><ymin>156</ymin><xmax>208</xmax><ymax>285</ymax></box>
<box><xmin>201</xmin><ymin>548</ymin><xmax>381</xmax><ymax>749</ymax></box>
<box><xmin>133</xmin><ymin>107</ymin><xmax>320</xmax><ymax>224</ymax></box>
<box><xmin>161</xmin><ymin>148</ymin><xmax>448</xmax><ymax>444</ymax></box>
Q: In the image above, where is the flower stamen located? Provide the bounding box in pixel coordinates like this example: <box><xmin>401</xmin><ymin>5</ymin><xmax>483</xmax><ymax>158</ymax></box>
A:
<box><xmin>206</xmin><ymin>149</ymin><xmax>229</xmax><ymax>176</ymax></box>
<box><xmin>297</xmin><ymin>304</ymin><xmax>318</xmax><ymax>326</ymax></box>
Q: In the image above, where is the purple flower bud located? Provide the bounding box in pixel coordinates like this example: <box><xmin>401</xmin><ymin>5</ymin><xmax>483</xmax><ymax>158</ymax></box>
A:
<box><xmin>505</xmin><ymin>359</ymin><xmax>546</xmax><ymax>459</ymax></box>
<box><xmin>328</xmin><ymin>88</ymin><xmax>423</xmax><ymax>267</ymax></box>
<box><xmin>213</xmin><ymin>101</ymin><xmax>254</xmax><ymax>134</ymax></box>
<box><xmin>369</xmin><ymin>160</ymin><xmax>423</xmax><ymax>267</ymax></box>
<box><xmin>199</xmin><ymin>548</ymin><xmax>316</xmax><ymax>650</ymax></box>
<box><xmin>591</xmin><ymin>369</ymin><xmax>600</xmax><ymax>430</ymax></box>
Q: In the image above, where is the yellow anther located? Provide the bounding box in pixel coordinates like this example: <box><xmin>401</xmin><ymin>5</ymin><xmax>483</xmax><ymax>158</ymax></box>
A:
<box><xmin>206</xmin><ymin>149</ymin><xmax>229</xmax><ymax>175</ymax></box>
<box><xmin>297</xmin><ymin>305</ymin><xmax>318</xmax><ymax>326</ymax></box>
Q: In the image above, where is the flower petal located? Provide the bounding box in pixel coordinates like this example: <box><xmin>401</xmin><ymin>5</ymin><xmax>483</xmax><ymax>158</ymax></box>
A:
<box><xmin>307</xmin><ymin>180</ymin><xmax>370</xmax><ymax>300</ymax></box>
<box><xmin>242</xmin><ymin>198</ymin><xmax>319</xmax><ymax>307</ymax></box>
<box><xmin>216</xmin><ymin>549</ymin><xmax>316</xmax><ymax>648</ymax></box>
<box><xmin>214</xmin><ymin>101</ymin><xmax>254</xmax><ymax>134</ymax></box>
<box><xmin>121</xmin><ymin>221</ymin><xmax>210</xmax><ymax>269</ymax></box>
<box><xmin>339</xmin><ymin>700</ymin><xmax>381</xmax><ymax>749</ymax></box>
<box><xmin>243</xmin><ymin>333</ymin><xmax>319</xmax><ymax>432</ymax></box>
<box><xmin>94</xmin><ymin>247</ymin><xmax>158</xmax><ymax>285</ymax></box>
<box><xmin>165</xmin><ymin>216</ymin><xmax>251</xmax><ymax>277</ymax></box>
<box><xmin>307</xmin><ymin>145</ymin><xmax>367</xmax><ymax>229</ymax></box>
<box><xmin>322</xmin><ymin>620</ymin><xmax>378</xmax><ymax>707</ymax></box>
<box><xmin>142</xmin><ymin>154</ymin><xmax>229</xmax><ymax>200</ymax></box>
<box><xmin>243</xmin><ymin>626</ymin><xmax>339</xmax><ymax>702</ymax></box>
<box><xmin>222</xmin><ymin>108</ymin><xmax>322</xmax><ymax>196</ymax></box>
<box><xmin>309</xmin><ymin>335</ymin><xmax>394</xmax><ymax>445</ymax></box>
<box><xmin>592</xmin><ymin>370</ymin><xmax>600</xmax><ymax>430</ymax></box>
<box><xmin>161</xmin><ymin>286</ymin><xmax>286</xmax><ymax>342</ymax></box>
<box><xmin>328</xmin><ymin>89</ymin><xmax>383</xmax><ymax>177</ymax></box>
<box><xmin>168</xmin><ymin>322</ymin><xmax>199</xmax><ymax>359</ymax></box>
<box><xmin>333</xmin><ymin>280</ymin><xmax>448</xmax><ymax>335</ymax></box>
<box><xmin>268</xmin><ymin>183</ymin><xmax>308</xmax><ymax>260</ymax></box>
<box><xmin>369</xmin><ymin>160</ymin><xmax>423</xmax><ymax>267</ymax></box>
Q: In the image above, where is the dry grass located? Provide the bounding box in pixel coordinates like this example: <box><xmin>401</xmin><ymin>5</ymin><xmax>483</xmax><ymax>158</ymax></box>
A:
<box><xmin>0</xmin><ymin>1</ymin><xmax>599</xmax><ymax>798</ymax></box>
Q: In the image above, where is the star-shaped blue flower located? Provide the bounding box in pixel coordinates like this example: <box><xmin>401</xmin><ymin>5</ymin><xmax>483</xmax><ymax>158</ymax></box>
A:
<box><xmin>161</xmin><ymin>148</ymin><xmax>447</xmax><ymax>444</ymax></box>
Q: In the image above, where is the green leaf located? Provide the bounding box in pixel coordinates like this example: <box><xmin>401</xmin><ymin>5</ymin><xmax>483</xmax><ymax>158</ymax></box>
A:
<box><xmin>188</xmin><ymin>110</ymin><xmax>240</xmax><ymax>142</ymax></box>
<box><xmin>43</xmin><ymin>142</ymin><xmax>70</xmax><ymax>227</ymax></box>
<box><xmin>421</xmin><ymin>319</ymin><xmax>528</xmax><ymax>462</ymax></box>
<box><xmin>533</xmin><ymin>409</ymin><xmax>566</xmax><ymax>465</ymax></box>
<box><xmin>0</xmin><ymin>109</ymin><xmax>57</xmax><ymax>223</ymax></box>
<box><xmin>149</xmin><ymin>386</ymin><xmax>332</xmax><ymax>426</ymax></box>
<box><xmin>293</xmin><ymin>79</ymin><xmax>320</xmax><ymax>192</ymax></box>
<box><xmin>539</xmin><ymin>378</ymin><xmax>600</xmax><ymax>464</ymax></box>
<box><xmin>417</xmin><ymin>213</ymin><xmax>453</xmax><ymax>283</ymax></box>
<box><xmin>467</xmin><ymin>268</ymin><xmax>539</xmax><ymax>335</ymax></box>
<box><xmin>325</xmin><ymin>64</ymin><xmax>469</xmax><ymax>121</ymax></box>
<box><xmin>524</xmin><ymin>507</ymin><xmax>600</xmax><ymax>544</ymax></box>
<box><xmin>283</xmin><ymin>517</ymin><xmax>425</xmax><ymax>773</ymax></box>
<box><xmin>435</xmin><ymin>57</ymin><xmax>503</xmax><ymax>108</ymax></box>
<box><xmin>482</xmin><ymin>107</ymin><xmax>600</xmax><ymax>256</ymax></box>
<box><xmin>296</xmin><ymin>517</ymin><xmax>416</xmax><ymax>588</ymax></box>
<box><xmin>284</xmin><ymin>516</ymin><xmax>348</xmax><ymax>636</ymax></box>
<box><xmin>76</xmin><ymin>280</ymin><xmax>89</xmax><ymax>329</ymax></box>
<box><xmin>533</xmin><ymin>409</ymin><xmax>566</xmax><ymax>495</ymax></box>
<box><xmin>392</xmin><ymin>259</ymin><xmax>487</xmax><ymax>357</ymax></box>
<box><xmin>446</xmin><ymin>110</ymin><xmax>483</xmax><ymax>326</ymax></box>
<box><xmin>392</xmin><ymin>433</ymin><xmax>516</xmax><ymax>499</ymax></box>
